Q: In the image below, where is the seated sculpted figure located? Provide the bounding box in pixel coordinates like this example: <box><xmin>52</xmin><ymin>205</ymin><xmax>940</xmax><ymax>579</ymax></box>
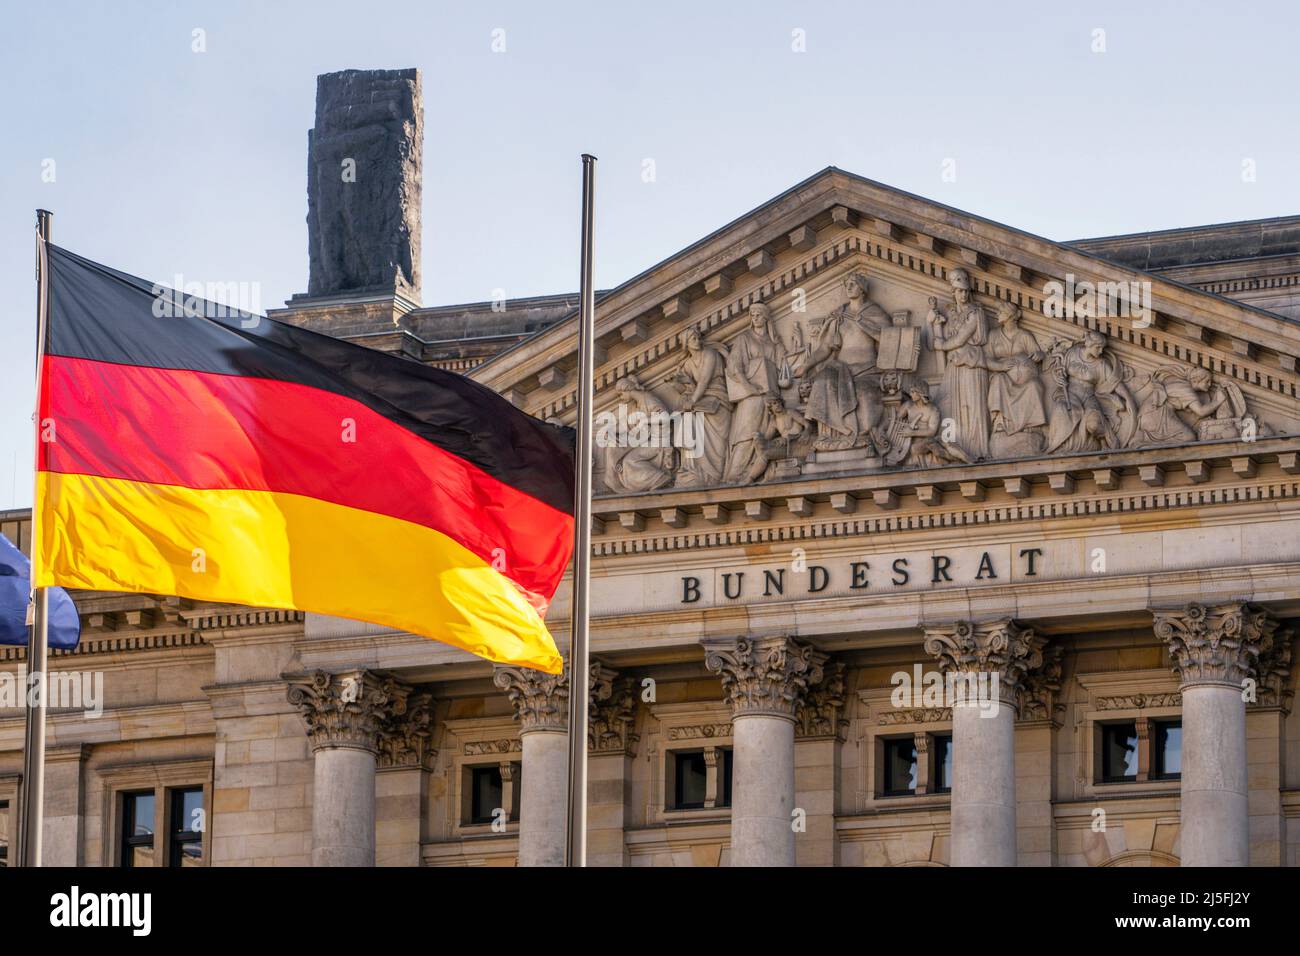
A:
<box><xmin>1044</xmin><ymin>331</ymin><xmax>1137</xmax><ymax>454</ymax></box>
<box><xmin>1136</xmin><ymin>366</ymin><xmax>1227</xmax><ymax>444</ymax></box>
<box><xmin>884</xmin><ymin>381</ymin><xmax>973</xmax><ymax>468</ymax></box>
<box><xmin>798</xmin><ymin>272</ymin><xmax>887</xmax><ymax>452</ymax></box>
<box><xmin>984</xmin><ymin>301</ymin><xmax>1047</xmax><ymax>458</ymax></box>
<box><xmin>607</xmin><ymin>374</ymin><xmax>676</xmax><ymax>493</ymax></box>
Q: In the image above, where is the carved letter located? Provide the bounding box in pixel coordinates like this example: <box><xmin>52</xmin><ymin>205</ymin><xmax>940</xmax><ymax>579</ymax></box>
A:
<box><xmin>682</xmin><ymin>576</ymin><xmax>701</xmax><ymax>604</ymax></box>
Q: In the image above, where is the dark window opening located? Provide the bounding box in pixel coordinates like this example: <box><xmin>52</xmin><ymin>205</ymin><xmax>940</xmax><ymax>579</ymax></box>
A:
<box><xmin>469</xmin><ymin>766</ymin><xmax>504</xmax><ymax>825</ymax></box>
<box><xmin>932</xmin><ymin>734</ymin><xmax>953</xmax><ymax>794</ymax></box>
<box><xmin>882</xmin><ymin>738</ymin><xmax>918</xmax><ymax>796</ymax></box>
<box><xmin>1100</xmin><ymin>722</ymin><xmax>1139</xmax><ymax>783</ymax></box>
<box><xmin>1152</xmin><ymin>720</ymin><xmax>1182</xmax><ymax>780</ymax></box>
<box><xmin>168</xmin><ymin>788</ymin><xmax>204</xmax><ymax>867</ymax></box>
<box><xmin>120</xmin><ymin>791</ymin><xmax>155</xmax><ymax>868</ymax></box>
<box><xmin>673</xmin><ymin>751</ymin><xmax>708</xmax><ymax>810</ymax></box>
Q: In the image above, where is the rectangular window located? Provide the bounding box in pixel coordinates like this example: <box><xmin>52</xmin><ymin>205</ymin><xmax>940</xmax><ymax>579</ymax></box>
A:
<box><xmin>120</xmin><ymin>791</ymin><xmax>155</xmax><ymax>868</ymax></box>
<box><xmin>1152</xmin><ymin>720</ymin><xmax>1182</xmax><ymax>780</ymax></box>
<box><xmin>168</xmin><ymin>788</ymin><xmax>204</xmax><ymax>867</ymax></box>
<box><xmin>673</xmin><ymin>751</ymin><xmax>708</xmax><ymax>810</ymax></box>
<box><xmin>469</xmin><ymin>766</ymin><xmax>504</xmax><ymax>825</ymax></box>
<box><xmin>932</xmin><ymin>734</ymin><xmax>953</xmax><ymax>794</ymax></box>
<box><xmin>1100</xmin><ymin>722</ymin><xmax>1139</xmax><ymax>782</ymax></box>
<box><xmin>0</xmin><ymin>799</ymin><xmax>8</xmax><ymax>867</ymax></box>
<box><xmin>882</xmin><ymin>738</ymin><xmax>918</xmax><ymax>796</ymax></box>
<box><xmin>719</xmin><ymin>748</ymin><xmax>734</xmax><ymax>808</ymax></box>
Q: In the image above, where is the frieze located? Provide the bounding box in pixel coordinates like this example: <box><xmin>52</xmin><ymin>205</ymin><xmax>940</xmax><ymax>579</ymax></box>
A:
<box><xmin>1095</xmin><ymin>692</ymin><xmax>1182</xmax><ymax>711</ymax></box>
<box><xmin>877</xmin><ymin>707</ymin><xmax>952</xmax><ymax>726</ymax></box>
<box><xmin>666</xmin><ymin>723</ymin><xmax>733</xmax><ymax>741</ymax></box>
<box><xmin>463</xmin><ymin>738</ymin><xmax>522</xmax><ymax>756</ymax></box>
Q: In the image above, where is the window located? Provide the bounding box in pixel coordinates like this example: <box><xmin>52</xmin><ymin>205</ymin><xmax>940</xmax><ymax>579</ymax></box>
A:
<box><xmin>1152</xmin><ymin>720</ymin><xmax>1182</xmax><ymax>780</ymax></box>
<box><xmin>120</xmin><ymin>791</ymin><xmax>155</xmax><ymax>868</ymax></box>
<box><xmin>467</xmin><ymin>763</ymin><xmax>520</xmax><ymax>825</ymax></box>
<box><xmin>0</xmin><ymin>799</ymin><xmax>8</xmax><ymax>867</ymax></box>
<box><xmin>673</xmin><ymin>751</ymin><xmax>708</xmax><ymax>810</ymax></box>
<box><xmin>882</xmin><ymin>738</ymin><xmax>918</xmax><ymax>796</ymax></box>
<box><xmin>932</xmin><ymin>734</ymin><xmax>953</xmax><ymax>794</ymax></box>
<box><xmin>668</xmin><ymin>748</ymin><xmax>732</xmax><ymax>811</ymax></box>
<box><xmin>168</xmin><ymin>788</ymin><xmax>204</xmax><ymax>867</ymax></box>
<box><xmin>1100</xmin><ymin>722</ymin><xmax>1139</xmax><ymax>783</ymax></box>
<box><xmin>469</xmin><ymin>766</ymin><xmax>504</xmax><ymax>824</ymax></box>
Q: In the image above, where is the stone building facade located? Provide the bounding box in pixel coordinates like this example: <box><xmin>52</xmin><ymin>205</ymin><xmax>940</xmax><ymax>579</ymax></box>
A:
<box><xmin>2</xmin><ymin>71</ymin><xmax>1298</xmax><ymax>868</ymax></box>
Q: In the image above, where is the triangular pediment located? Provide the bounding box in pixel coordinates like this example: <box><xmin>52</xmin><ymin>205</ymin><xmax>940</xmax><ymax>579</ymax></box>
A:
<box><xmin>472</xmin><ymin>168</ymin><xmax>1300</xmax><ymax>500</ymax></box>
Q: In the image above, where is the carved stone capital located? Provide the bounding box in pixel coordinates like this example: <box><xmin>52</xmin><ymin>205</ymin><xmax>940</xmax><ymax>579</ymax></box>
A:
<box><xmin>494</xmin><ymin>664</ymin><xmax>570</xmax><ymax>733</ymax></box>
<box><xmin>1255</xmin><ymin>627</ymin><xmax>1295</xmax><ymax>713</ymax></box>
<box><xmin>1019</xmin><ymin>645</ymin><xmax>1065</xmax><ymax>724</ymax></box>
<box><xmin>922</xmin><ymin>618</ymin><xmax>1046</xmax><ymax>709</ymax></box>
<box><xmin>287</xmin><ymin>670</ymin><xmax>412</xmax><ymax>755</ymax></box>
<box><xmin>494</xmin><ymin>658</ymin><xmax>626</xmax><ymax>735</ymax></box>
<box><xmin>702</xmin><ymin>635</ymin><xmax>827</xmax><ymax>720</ymax></box>
<box><xmin>589</xmin><ymin>670</ymin><xmax>640</xmax><ymax>755</ymax></box>
<box><xmin>377</xmin><ymin>691</ymin><xmax>438</xmax><ymax>771</ymax></box>
<box><xmin>795</xmin><ymin>661</ymin><xmax>847</xmax><ymax>738</ymax></box>
<box><xmin>1152</xmin><ymin>602</ymin><xmax>1277</xmax><ymax>689</ymax></box>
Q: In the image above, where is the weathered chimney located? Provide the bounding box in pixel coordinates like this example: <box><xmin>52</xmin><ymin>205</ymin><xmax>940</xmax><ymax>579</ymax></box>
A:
<box><xmin>306</xmin><ymin>68</ymin><xmax>423</xmax><ymax>302</ymax></box>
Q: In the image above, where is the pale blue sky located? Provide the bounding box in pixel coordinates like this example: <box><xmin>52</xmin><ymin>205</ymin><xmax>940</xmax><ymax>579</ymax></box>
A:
<box><xmin>2</xmin><ymin>0</ymin><xmax>1298</xmax><ymax>507</ymax></box>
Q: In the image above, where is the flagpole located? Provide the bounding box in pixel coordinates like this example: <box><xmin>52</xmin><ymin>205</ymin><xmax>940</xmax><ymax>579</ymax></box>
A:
<box><xmin>17</xmin><ymin>209</ymin><xmax>52</xmax><ymax>868</ymax></box>
<box><xmin>564</xmin><ymin>155</ymin><xmax>596</xmax><ymax>867</ymax></box>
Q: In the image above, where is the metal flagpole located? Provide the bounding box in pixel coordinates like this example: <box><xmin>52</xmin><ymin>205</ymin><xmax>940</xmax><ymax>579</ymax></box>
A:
<box><xmin>564</xmin><ymin>155</ymin><xmax>596</xmax><ymax>867</ymax></box>
<box><xmin>17</xmin><ymin>209</ymin><xmax>53</xmax><ymax>868</ymax></box>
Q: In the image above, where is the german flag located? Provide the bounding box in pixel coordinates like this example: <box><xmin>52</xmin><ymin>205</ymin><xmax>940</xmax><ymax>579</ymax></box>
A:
<box><xmin>35</xmin><ymin>245</ymin><xmax>573</xmax><ymax>673</ymax></box>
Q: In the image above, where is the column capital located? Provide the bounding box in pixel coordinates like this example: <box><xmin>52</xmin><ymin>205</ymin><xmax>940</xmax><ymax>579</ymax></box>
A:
<box><xmin>494</xmin><ymin>664</ymin><xmax>569</xmax><ymax>733</ymax></box>
<box><xmin>795</xmin><ymin>661</ymin><xmax>847</xmax><ymax>739</ymax></box>
<box><xmin>1255</xmin><ymin>627</ymin><xmax>1295</xmax><ymax>713</ymax></box>
<box><xmin>377</xmin><ymin>691</ymin><xmax>438</xmax><ymax>771</ymax></box>
<box><xmin>1151</xmin><ymin>602</ymin><xmax>1278</xmax><ymax>689</ymax></box>
<box><xmin>589</xmin><ymin>672</ymin><xmax>640</xmax><ymax>755</ymax></box>
<box><xmin>922</xmin><ymin>618</ymin><xmax>1046</xmax><ymax>708</ymax></box>
<box><xmin>286</xmin><ymin>669</ymin><xmax>412</xmax><ymax>755</ymax></box>
<box><xmin>494</xmin><ymin>658</ymin><xmax>621</xmax><ymax>735</ymax></box>
<box><xmin>701</xmin><ymin>635</ymin><xmax>826</xmax><ymax>720</ymax></box>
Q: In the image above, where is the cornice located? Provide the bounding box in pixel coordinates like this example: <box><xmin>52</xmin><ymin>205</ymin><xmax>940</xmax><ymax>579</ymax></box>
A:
<box><xmin>589</xmin><ymin>447</ymin><xmax>1300</xmax><ymax>556</ymax></box>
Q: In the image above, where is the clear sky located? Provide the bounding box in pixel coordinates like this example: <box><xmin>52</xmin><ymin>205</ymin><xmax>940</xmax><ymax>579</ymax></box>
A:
<box><xmin>2</xmin><ymin>0</ymin><xmax>1297</xmax><ymax>508</ymax></box>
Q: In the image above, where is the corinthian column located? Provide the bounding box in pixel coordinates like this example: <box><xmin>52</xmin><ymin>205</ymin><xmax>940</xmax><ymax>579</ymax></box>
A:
<box><xmin>923</xmin><ymin>619</ymin><xmax>1046</xmax><ymax>867</ymax></box>
<box><xmin>702</xmin><ymin>636</ymin><xmax>826</xmax><ymax>867</ymax></box>
<box><xmin>287</xmin><ymin>670</ymin><xmax>411</xmax><ymax>867</ymax></box>
<box><xmin>1152</xmin><ymin>602</ymin><xmax>1278</xmax><ymax>867</ymax></box>
<box><xmin>493</xmin><ymin>661</ymin><xmax>617</xmax><ymax>867</ymax></box>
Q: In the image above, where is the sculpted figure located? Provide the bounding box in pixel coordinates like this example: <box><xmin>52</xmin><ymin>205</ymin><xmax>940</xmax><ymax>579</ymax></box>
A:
<box><xmin>1137</xmin><ymin>366</ymin><xmax>1256</xmax><ymax>444</ymax></box>
<box><xmin>800</xmin><ymin>272</ymin><xmax>888</xmax><ymax>452</ymax></box>
<box><xmin>884</xmin><ymin>382</ymin><xmax>973</xmax><ymax>467</ymax></box>
<box><xmin>607</xmin><ymin>375</ymin><xmax>675</xmax><ymax>493</ymax></box>
<box><xmin>927</xmin><ymin>268</ymin><xmax>990</xmax><ymax>460</ymax></box>
<box><xmin>984</xmin><ymin>301</ymin><xmax>1047</xmax><ymax>458</ymax></box>
<box><xmin>724</xmin><ymin>303</ymin><xmax>783</xmax><ymax>483</ymax></box>
<box><xmin>1044</xmin><ymin>331</ymin><xmax>1137</xmax><ymax>453</ymax></box>
<box><xmin>671</xmin><ymin>328</ymin><xmax>731</xmax><ymax>486</ymax></box>
<box><xmin>742</xmin><ymin>396</ymin><xmax>811</xmax><ymax>482</ymax></box>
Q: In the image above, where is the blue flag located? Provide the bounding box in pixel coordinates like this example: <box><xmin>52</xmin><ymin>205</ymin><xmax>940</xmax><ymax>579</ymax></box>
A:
<box><xmin>0</xmin><ymin>532</ymin><xmax>80</xmax><ymax>648</ymax></box>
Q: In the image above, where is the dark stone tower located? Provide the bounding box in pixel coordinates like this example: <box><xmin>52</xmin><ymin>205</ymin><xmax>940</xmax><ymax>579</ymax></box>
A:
<box><xmin>305</xmin><ymin>68</ymin><xmax>422</xmax><ymax>302</ymax></box>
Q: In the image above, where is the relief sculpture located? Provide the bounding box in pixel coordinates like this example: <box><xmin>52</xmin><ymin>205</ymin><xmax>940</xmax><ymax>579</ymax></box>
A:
<box><xmin>595</xmin><ymin>265</ymin><xmax>1269</xmax><ymax>496</ymax></box>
